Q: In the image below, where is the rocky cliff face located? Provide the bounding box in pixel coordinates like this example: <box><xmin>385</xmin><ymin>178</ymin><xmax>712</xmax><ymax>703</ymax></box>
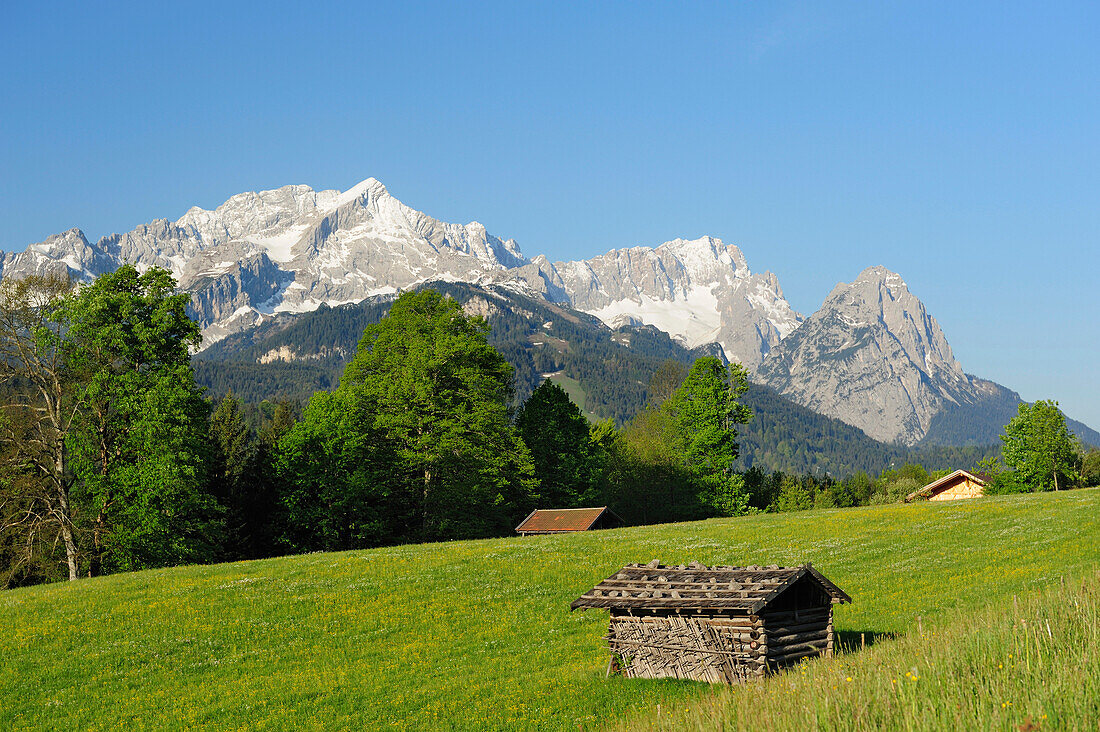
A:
<box><xmin>497</xmin><ymin>236</ymin><xmax>802</xmax><ymax>370</ymax></box>
<box><xmin>0</xmin><ymin>179</ymin><xmax>530</xmax><ymax>344</ymax></box>
<box><xmin>2</xmin><ymin>180</ymin><xmax>800</xmax><ymax>365</ymax></box>
<box><xmin>756</xmin><ymin>266</ymin><xmax>984</xmax><ymax>445</ymax></box>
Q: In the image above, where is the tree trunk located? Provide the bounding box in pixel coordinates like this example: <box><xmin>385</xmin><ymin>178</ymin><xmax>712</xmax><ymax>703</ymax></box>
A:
<box><xmin>53</xmin><ymin>431</ymin><xmax>79</xmax><ymax>581</ymax></box>
<box><xmin>90</xmin><ymin>426</ymin><xmax>110</xmax><ymax>576</ymax></box>
<box><xmin>55</xmin><ymin>480</ymin><xmax>78</xmax><ymax>581</ymax></box>
<box><xmin>422</xmin><ymin>466</ymin><xmax>432</xmax><ymax>538</ymax></box>
<box><xmin>61</xmin><ymin>523</ymin><xmax>79</xmax><ymax>581</ymax></box>
<box><xmin>90</xmin><ymin>511</ymin><xmax>105</xmax><ymax>577</ymax></box>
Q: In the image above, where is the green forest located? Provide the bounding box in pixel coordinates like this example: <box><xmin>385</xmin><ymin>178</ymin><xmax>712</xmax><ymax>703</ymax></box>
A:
<box><xmin>2</xmin><ymin>268</ymin><xmax>1096</xmax><ymax>588</ymax></box>
<box><xmin>191</xmin><ymin>281</ymin><xmax>1026</xmax><ymax>476</ymax></box>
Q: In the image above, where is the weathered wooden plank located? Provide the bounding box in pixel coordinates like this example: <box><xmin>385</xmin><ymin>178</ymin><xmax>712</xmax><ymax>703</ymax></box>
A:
<box><xmin>574</xmin><ymin>597</ymin><xmax>759</xmax><ymax>609</ymax></box>
<box><xmin>609</xmin><ymin>637</ymin><xmax>764</xmax><ymax>661</ymax></box>
<box><xmin>608</xmin><ymin>574</ymin><xmax>798</xmax><ymax>589</ymax></box>
<box><xmin>595</xmin><ymin>580</ymin><xmax>779</xmax><ymax>595</ymax></box>
<box><xmin>764</xmin><ymin>619</ymin><xmax>830</xmax><ymax>636</ymax></box>
<box><xmin>613</xmin><ymin>616</ymin><xmax>762</xmax><ymax>629</ymax></box>
<box><xmin>767</xmin><ymin>648</ymin><xmax>824</xmax><ymax>666</ymax></box>
<box><xmin>766</xmin><ymin>629</ymin><xmax>830</xmax><ymax>647</ymax></box>
<box><xmin>761</xmin><ymin>607</ymin><xmax>831</xmax><ymax>623</ymax></box>
<box><xmin>766</xmin><ymin>640</ymin><xmax>829</xmax><ymax>659</ymax></box>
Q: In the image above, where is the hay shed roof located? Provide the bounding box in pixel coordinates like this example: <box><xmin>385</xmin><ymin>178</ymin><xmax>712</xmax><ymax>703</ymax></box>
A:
<box><xmin>515</xmin><ymin>507</ymin><xmax>618</xmax><ymax>534</ymax></box>
<box><xmin>571</xmin><ymin>561</ymin><xmax>851</xmax><ymax>613</ymax></box>
<box><xmin>905</xmin><ymin>469</ymin><xmax>989</xmax><ymax>502</ymax></box>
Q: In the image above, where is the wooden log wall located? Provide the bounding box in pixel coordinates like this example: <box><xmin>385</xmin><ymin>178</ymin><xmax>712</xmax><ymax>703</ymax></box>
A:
<box><xmin>607</xmin><ymin>614</ymin><xmax>767</xmax><ymax>684</ymax></box>
<box><xmin>761</xmin><ymin>606</ymin><xmax>832</xmax><ymax>669</ymax></box>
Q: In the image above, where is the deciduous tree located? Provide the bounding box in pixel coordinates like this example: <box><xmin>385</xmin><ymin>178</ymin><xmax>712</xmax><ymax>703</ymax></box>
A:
<box><xmin>278</xmin><ymin>289</ymin><xmax>536</xmax><ymax>548</ymax></box>
<box><xmin>1082</xmin><ymin>449</ymin><xmax>1100</xmax><ymax>487</ymax></box>
<box><xmin>999</xmin><ymin>400</ymin><xmax>1081</xmax><ymax>492</ymax></box>
<box><xmin>58</xmin><ymin>265</ymin><xmax>216</xmax><ymax>573</ymax></box>
<box><xmin>662</xmin><ymin>357</ymin><xmax>753</xmax><ymax>515</ymax></box>
<box><xmin>0</xmin><ymin>274</ymin><xmax>80</xmax><ymax>580</ymax></box>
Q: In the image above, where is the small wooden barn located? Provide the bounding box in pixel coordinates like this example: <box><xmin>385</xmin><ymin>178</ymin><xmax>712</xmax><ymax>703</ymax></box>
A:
<box><xmin>515</xmin><ymin>507</ymin><xmax>622</xmax><ymax>536</ymax></box>
<box><xmin>571</xmin><ymin>561</ymin><xmax>850</xmax><ymax>684</ymax></box>
<box><xmin>906</xmin><ymin>469</ymin><xmax>988</xmax><ymax>502</ymax></box>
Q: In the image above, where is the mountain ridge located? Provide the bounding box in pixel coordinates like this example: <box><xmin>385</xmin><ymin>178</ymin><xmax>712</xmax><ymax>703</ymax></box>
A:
<box><xmin>0</xmin><ymin>179</ymin><xmax>801</xmax><ymax>370</ymax></box>
<box><xmin>4</xmin><ymin>177</ymin><xmax>1095</xmax><ymax>447</ymax></box>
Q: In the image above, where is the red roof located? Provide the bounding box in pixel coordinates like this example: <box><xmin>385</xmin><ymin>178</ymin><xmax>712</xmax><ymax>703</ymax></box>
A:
<box><xmin>515</xmin><ymin>507</ymin><xmax>615</xmax><ymax>533</ymax></box>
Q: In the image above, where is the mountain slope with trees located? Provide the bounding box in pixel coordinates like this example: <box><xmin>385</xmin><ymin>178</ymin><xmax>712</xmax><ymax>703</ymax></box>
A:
<box><xmin>192</xmin><ymin>281</ymin><xmax>1007</xmax><ymax>477</ymax></box>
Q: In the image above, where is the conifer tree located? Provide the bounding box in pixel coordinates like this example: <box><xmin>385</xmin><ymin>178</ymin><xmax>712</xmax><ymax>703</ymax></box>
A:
<box><xmin>209</xmin><ymin>392</ymin><xmax>269</xmax><ymax>558</ymax></box>
<box><xmin>516</xmin><ymin>379</ymin><xmax>601</xmax><ymax>508</ymax></box>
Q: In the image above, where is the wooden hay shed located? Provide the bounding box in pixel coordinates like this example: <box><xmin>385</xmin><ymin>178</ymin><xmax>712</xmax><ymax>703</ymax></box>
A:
<box><xmin>571</xmin><ymin>561</ymin><xmax>850</xmax><ymax>684</ymax></box>
<box><xmin>906</xmin><ymin>469</ymin><xmax>988</xmax><ymax>502</ymax></box>
<box><xmin>515</xmin><ymin>507</ymin><xmax>621</xmax><ymax>536</ymax></box>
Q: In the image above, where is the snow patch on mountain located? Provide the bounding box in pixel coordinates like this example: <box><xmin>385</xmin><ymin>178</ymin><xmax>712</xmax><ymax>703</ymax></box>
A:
<box><xmin>590</xmin><ymin>284</ymin><xmax>723</xmax><ymax>349</ymax></box>
<box><xmin>497</xmin><ymin>235</ymin><xmax>803</xmax><ymax>369</ymax></box>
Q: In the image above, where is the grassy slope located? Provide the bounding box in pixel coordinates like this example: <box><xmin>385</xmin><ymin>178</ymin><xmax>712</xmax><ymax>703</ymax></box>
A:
<box><xmin>3</xmin><ymin>490</ymin><xmax>1099</xmax><ymax>731</ymax></box>
<box><xmin>627</xmin><ymin>569</ymin><xmax>1100</xmax><ymax>731</ymax></box>
<box><xmin>547</xmin><ymin>372</ymin><xmax>602</xmax><ymax>422</ymax></box>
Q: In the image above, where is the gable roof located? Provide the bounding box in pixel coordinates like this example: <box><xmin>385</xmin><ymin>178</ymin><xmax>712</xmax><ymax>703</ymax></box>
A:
<box><xmin>515</xmin><ymin>507</ymin><xmax>617</xmax><ymax>533</ymax></box>
<box><xmin>571</xmin><ymin>562</ymin><xmax>851</xmax><ymax>613</ymax></box>
<box><xmin>905</xmin><ymin>469</ymin><xmax>988</xmax><ymax>502</ymax></box>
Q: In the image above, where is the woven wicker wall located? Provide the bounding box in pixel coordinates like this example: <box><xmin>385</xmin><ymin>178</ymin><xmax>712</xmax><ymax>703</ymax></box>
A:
<box><xmin>607</xmin><ymin>614</ymin><xmax>766</xmax><ymax>684</ymax></box>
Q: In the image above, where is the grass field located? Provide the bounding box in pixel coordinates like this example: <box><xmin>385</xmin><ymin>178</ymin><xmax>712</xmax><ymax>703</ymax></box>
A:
<box><xmin>625</xmin><ymin>571</ymin><xmax>1100</xmax><ymax>730</ymax></box>
<box><xmin>3</xmin><ymin>489</ymin><xmax>1099</xmax><ymax>731</ymax></box>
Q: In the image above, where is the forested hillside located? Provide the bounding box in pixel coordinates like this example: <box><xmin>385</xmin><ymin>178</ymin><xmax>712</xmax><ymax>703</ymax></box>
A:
<box><xmin>193</xmin><ymin>281</ymin><xmax>1001</xmax><ymax>477</ymax></box>
<box><xmin>5</xmin><ymin>268</ymin><xmax>1091</xmax><ymax>592</ymax></box>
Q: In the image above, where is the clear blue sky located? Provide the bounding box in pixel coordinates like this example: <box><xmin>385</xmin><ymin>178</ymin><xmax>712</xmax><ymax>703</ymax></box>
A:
<box><xmin>2</xmin><ymin>1</ymin><xmax>1098</xmax><ymax>431</ymax></box>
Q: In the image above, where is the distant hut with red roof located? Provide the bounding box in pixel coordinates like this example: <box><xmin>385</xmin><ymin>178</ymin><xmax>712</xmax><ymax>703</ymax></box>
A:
<box><xmin>515</xmin><ymin>507</ymin><xmax>622</xmax><ymax>536</ymax></box>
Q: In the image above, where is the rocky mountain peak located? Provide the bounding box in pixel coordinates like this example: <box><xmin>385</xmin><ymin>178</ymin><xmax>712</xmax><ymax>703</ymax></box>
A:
<box><xmin>657</xmin><ymin>236</ymin><xmax>750</xmax><ymax>280</ymax></box>
<box><xmin>334</xmin><ymin>177</ymin><xmax>387</xmax><ymax>206</ymax></box>
<box><xmin>758</xmin><ymin>267</ymin><xmax>974</xmax><ymax>445</ymax></box>
<box><xmin>496</xmin><ymin>235</ymin><xmax>801</xmax><ymax>370</ymax></box>
<box><xmin>3</xmin><ymin>180</ymin><xmax>795</xmax><ymax>372</ymax></box>
<box><xmin>823</xmin><ymin>266</ymin><xmax>965</xmax><ymax>384</ymax></box>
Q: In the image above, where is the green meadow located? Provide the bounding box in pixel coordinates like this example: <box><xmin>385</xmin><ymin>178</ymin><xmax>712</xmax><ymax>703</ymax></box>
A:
<box><xmin>3</xmin><ymin>489</ymin><xmax>1098</xmax><ymax>731</ymax></box>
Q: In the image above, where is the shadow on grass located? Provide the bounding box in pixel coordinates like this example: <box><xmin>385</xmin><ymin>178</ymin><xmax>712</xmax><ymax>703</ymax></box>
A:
<box><xmin>835</xmin><ymin>629</ymin><xmax>898</xmax><ymax>653</ymax></box>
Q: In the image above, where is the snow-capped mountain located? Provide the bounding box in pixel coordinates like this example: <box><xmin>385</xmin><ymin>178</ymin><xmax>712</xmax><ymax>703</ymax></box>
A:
<box><xmin>756</xmin><ymin>266</ymin><xmax>994</xmax><ymax>445</ymax></box>
<box><xmin>1</xmin><ymin>179</ymin><xmax>798</xmax><ymax>361</ymax></box>
<box><xmin>5</xmin><ymin>177</ymin><xmax>1096</xmax><ymax>446</ymax></box>
<box><xmin>0</xmin><ymin>179</ymin><xmax>529</xmax><ymax>342</ymax></box>
<box><xmin>498</xmin><ymin>236</ymin><xmax>802</xmax><ymax>370</ymax></box>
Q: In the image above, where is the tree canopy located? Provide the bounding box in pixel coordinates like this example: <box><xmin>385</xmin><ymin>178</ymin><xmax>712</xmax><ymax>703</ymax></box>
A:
<box><xmin>662</xmin><ymin>357</ymin><xmax>753</xmax><ymax>515</ymax></box>
<box><xmin>998</xmin><ymin>400</ymin><xmax>1081</xmax><ymax>492</ymax></box>
<box><xmin>57</xmin><ymin>265</ymin><xmax>216</xmax><ymax>573</ymax></box>
<box><xmin>0</xmin><ymin>265</ymin><xmax>217</xmax><ymax>583</ymax></box>
<box><xmin>516</xmin><ymin>379</ymin><xmax>602</xmax><ymax>508</ymax></box>
<box><xmin>277</xmin><ymin>289</ymin><xmax>536</xmax><ymax>550</ymax></box>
